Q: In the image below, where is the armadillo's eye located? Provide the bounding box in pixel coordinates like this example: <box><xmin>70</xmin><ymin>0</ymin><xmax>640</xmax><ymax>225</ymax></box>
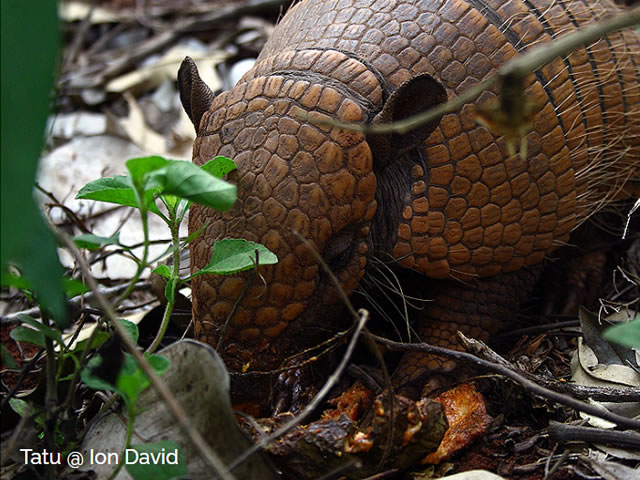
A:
<box><xmin>323</xmin><ymin>228</ymin><xmax>356</xmax><ymax>271</ymax></box>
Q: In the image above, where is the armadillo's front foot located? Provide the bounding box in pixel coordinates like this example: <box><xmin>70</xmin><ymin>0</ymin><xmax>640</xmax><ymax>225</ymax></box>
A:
<box><xmin>392</xmin><ymin>267</ymin><xmax>542</xmax><ymax>399</ymax></box>
<box><xmin>391</xmin><ymin>340</ymin><xmax>469</xmax><ymax>400</ymax></box>
<box><xmin>389</xmin><ymin>293</ymin><xmax>499</xmax><ymax>400</ymax></box>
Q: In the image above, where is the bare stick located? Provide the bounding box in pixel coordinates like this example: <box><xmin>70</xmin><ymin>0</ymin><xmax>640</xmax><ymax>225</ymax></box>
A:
<box><xmin>460</xmin><ymin>335</ymin><xmax>640</xmax><ymax>402</ymax></box>
<box><xmin>1</xmin><ymin>281</ymin><xmax>151</xmax><ymax>323</ymax></box>
<box><xmin>549</xmin><ymin>421</ymin><xmax>640</xmax><ymax>448</ymax></box>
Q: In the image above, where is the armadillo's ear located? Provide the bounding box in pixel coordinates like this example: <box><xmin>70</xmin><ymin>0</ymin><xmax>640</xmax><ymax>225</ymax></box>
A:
<box><xmin>178</xmin><ymin>57</ymin><xmax>215</xmax><ymax>134</ymax></box>
<box><xmin>368</xmin><ymin>74</ymin><xmax>447</xmax><ymax>166</ymax></box>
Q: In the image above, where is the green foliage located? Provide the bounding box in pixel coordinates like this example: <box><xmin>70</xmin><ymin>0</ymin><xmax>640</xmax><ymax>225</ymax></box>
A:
<box><xmin>76</xmin><ymin>175</ymin><xmax>149</xmax><ymax>210</ymax></box>
<box><xmin>71</xmin><ymin>331</ymin><xmax>111</xmax><ymax>354</ymax></box>
<box><xmin>120</xmin><ymin>319</ymin><xmax>140</xmax><ymax>344</ymax></box>
<box><xmin>118</xmin><ymin>354</ymin><xmax>170</xmax><ymax>412</ymax></box>
<box><xmin>1</xmin><ymin>271</ymin><xmax>32</xmax><ymax>291</ymax></box>
<box><xmin>76</xmin><ymin>154</ymin><xmax>277</xmax><ymax>307</ymax></box>
<box><xmin>82</xmin><ymin>353</ymin><xmax>169</xmax><ymax>412</ymax></box>
<box><xmin>10</xmin><ymin>326</ymin><xmax>46</xmax><ymax>348</ymax></box>
<box><xmin>76</xmin><ymin>155</ymin><xmax>237</xmax><ymax>214</ymax></box>
<box><xmin>4</xmin><ymin>146</ymin><xmax>276</xmax><ymax>479</ymax></box>
<box><xmin>2</xmin><ymin>271</ymin><xmax>88</xmax><ymax>300</ymax></box>
<box><xmin>201</xmin><ymin>155</ymin><xmax>237</xmax><ymax>177</ymax></box>
<box><xmin>10</xmin><ymin>315</ymin><xmax>65</xmax><ymax>349</ymax></box>
<box><xmin>9</xmin><ymin>398</ymin><xmax>46</xmax><ymax>429</ymax></box>
<box><xmin>73</xmin><ymin>233</ymin><xmax>121</xmax><ymax>251</ymax></box>
<box><xmin>63</xmin><ymin>278</ymin><xmax>91</xmax><ymax>297</ymax></box>
<box><xmin>145</xmin><ymin>158</ymin><xmax>237</xmax><ymax>211</ymax></box>
<box><xmin>194</xmin><ymin>238</ymin><xmax>279</xmax><ymax>276</ymax></box>
<box><xmin>151</xmin><ymin>264</ymin><xmax>173</xmax><ymax>279</ymax></box>
<box><xmin>1</xmin><ymin>0</ymin><xmax>67</xmax><ymax>326</ymax></box>
<box><xmin>1</xmin><ymin>344</ymin><xmax>18</xmax><ymax>369</ymax></box>
<box><xmin>79</xmin><ymin>320</ymin><xmax>176</xmax><ymax>478</ymax></box>
<box><xmin>81</xmin><ymin>320</ymin><xmax>168</xmax><ymax>414</ymax></box>
<box><xmin>603</xmin><ymin>318</ymin><xmax>640</xmax><ymax>349</ymax></box>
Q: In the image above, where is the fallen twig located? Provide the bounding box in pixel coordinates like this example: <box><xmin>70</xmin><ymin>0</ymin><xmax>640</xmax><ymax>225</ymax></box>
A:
<box><xmin>371</xmin><ymin>334</ymin><xmax>640</xmax><ymax>430</ymax></box>
<box><xmin>60</xmin><ymin>0</ymin><xmax>291</xmax><ymax>89</ymax></box>
<box><xmin>0</xmin><ymin>281</ymin><xmax>151</xmax><ymax>323</ymax></box>
<box><xmin>460</xmin><ymin>334</ymin><xmax>640</xmax><ymax>403</ymax></box>
<box><xmin>549</xmin><ymin>421</ymin><xmax>640</xmax><ymax>449</ymax></box>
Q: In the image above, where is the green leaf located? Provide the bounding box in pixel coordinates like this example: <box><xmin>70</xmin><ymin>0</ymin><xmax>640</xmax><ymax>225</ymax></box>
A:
<box><xmin>71</xmin><ymin>331</ymin><xmax>110</xmax><ymax>353</ymax></box>
<box><xmin>1</xmin><ymin>0</ymin><xmax>67</xmax><ymax>327</ymax></box>
<box><xmin>63</xmin><ymin>278</ymin><xmax>90</xmax><ymax>297</ymax></box>
<box><xmin>73</xmin><ymin>232</ymin><xmax>120</xmax><ymax>251</ymax></box>
<box><xmin>76</xmin><ymin>175</ymin><xmax>137</xmax><ymax>206</ymax></box>
<box><xmin>125</xmin><ymin>441</ymin><xmax>187</xmax><ymax>480</ymax></box>
<box><xmin>1</xmin><ymin>271</ymin><xmax>32</xmax><ymax>290</ymax></box>
<box><xmin>116</xmin><ymin>353</ymin><xmax>169</xmax><ymax>411</ymax></box>
<box><xmin>151</xmin><ymin>264</ymin><xmax>172</xmax><ymax>280</ymax></box>
<box><xmin>16</xmin><ymin>314</ymin><xmax>65</xmax><ymax>346</ymax></box>
<box><xmin>81</xmin><ymin>355</ymin><xmax>119</xmax><ymax>392</ymax></box>
<box><xmin>146</xmin><ymin>354</ymin><xmax>170</xmax><ymax>375</ymax></box>
<box><xmin>10</xmin><ymin>326</ymin><xmax>45</xmax><ymax>348</ymax></box>
<box><xmin>603</xmin><ymin>318</ymin><xmax>640</xmax><ymax>349</ymax></box>
<box><xmin>9</xmin><ymin>398</ymin><xmax>31</xmax><ymax>417</ymax></box>
<box><xmin>3</xmin><ymin>272</ymin><xmax>88</xmax><ymax>299</ymax></box>
<box><xmin>164</xmin><ymin>277</ymin><xmax>178</xmax><ymax>304</ymax></box>
<box><xmin>119</xmin><ymin>319</ymin><xmax>140</xmax><ymax>344</ymax></box>
<box><xmin>77</xmin><ymin>156</ymin><xmax>237</xmax><ymax>215</ymax></box>
<box><xmin>9</xmin><ymin>398</ymin><xmax>46</xmax><ymax>428</ymax></box>
<box><xmin>76</xmin><ymin>174</ymin><xmax>164</xmax><ymax>215</ymax></box>
<box><xmin>125</xmin><ymin>156</ymin><xmax>168</xmax><ymax>189</ymax></box>
<box><xmin>1</xmin><ymin>344</ymin><xmax>18</xmax><ymax>369</ymax></box>
<box><xmin>161</xmin><ymin>193</ymin><xmax>179</xmax><ymax>211</ymax></box>
<box><xmin>77</xmin><ymin>156</ymin><xmax>236</xmax><ymax>218</ymax></box>
<box><xmin>148</xmin><ymin>160</ymin><xmax>237</xmax><ymax>211</ymax></box>
<box><xmin>116</xmin><ymin>355</ymin><xmax>145</xmax><ymax>407</ymax></box>
<box><xmin>12</xmin><ymin>210</ymin><xmax>67</xmax><ymax>326</ymax></box>
<box><xmin>196</xmin><ymin>239</ymin><xmax>278</xmax><ymax>276</ymax></box>
<box><xmin>201</xmin><ymin>156</ymin><xmax>237</xmax><ymax>178</ymax></box>
<box><xmin>82</xmin><ymin>350</ymin><xmax>169</xmax><ymax>413</ymax></box>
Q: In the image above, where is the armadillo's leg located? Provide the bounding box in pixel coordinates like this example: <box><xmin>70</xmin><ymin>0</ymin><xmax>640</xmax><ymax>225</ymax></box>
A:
<box><xmin>392</xmin><ymin>266</ymin><xmax>542</xmax><ymax>398</ymax></box>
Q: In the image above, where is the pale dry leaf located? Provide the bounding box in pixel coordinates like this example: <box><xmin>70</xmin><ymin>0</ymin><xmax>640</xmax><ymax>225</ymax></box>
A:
<box><xmin>105</xmin><ymin>45</ymin><xmax>227</xmax><ymax>94</ymax></box>
<box><xmin>59</xmin><ymin>1</ymin><xmax>120</xmax><ymax>23</ymax></box>
<box><xmin>79</xmin><ymin>340</ymin><xmax>277</xmax><ymax>479</ymax></box>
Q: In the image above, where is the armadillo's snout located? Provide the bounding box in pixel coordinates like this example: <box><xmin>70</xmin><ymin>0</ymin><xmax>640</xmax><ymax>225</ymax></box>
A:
<box><xmin>188</xmin><ymin>76</ymin><xmax>378</xmax><ymax>373</ymax></box>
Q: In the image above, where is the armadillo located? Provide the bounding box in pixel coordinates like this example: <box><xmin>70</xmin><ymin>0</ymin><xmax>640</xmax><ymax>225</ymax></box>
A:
<box><xmin>178</xmin><ymin>0</ymin><xmax>639</xmax><ymax>403</ymax></box>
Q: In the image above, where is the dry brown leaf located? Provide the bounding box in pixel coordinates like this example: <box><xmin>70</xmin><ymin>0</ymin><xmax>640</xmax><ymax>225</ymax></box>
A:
<box><xmin>422</xmin><ymin>384</ymin><xmax>492</xmax><ymax>464</ymax></box>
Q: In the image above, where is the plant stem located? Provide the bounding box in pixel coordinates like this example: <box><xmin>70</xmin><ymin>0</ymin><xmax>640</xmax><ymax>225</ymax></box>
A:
<box><xmin>106</xmin><ymin>410</ymin><xmax>135</xmax><ymax>480</ymax></box>
<box><xmin>147</xmin><ymin>205</ymin><xmax>181</xmax><ymax>354</ymax></box>
<box><xmin>113</xmin><ymin>203</ymin><xmax>150</xmax><ymax>309</ymax></box>
<box><xmin>42</xmin><ymin>312</ymin><xmax>58</xmax><ymax>480</ymax></box>
<box><xmin>147</xmin><ymin>286</ymin><xmax>174</xmax><ymax>354</ymax></box>
<box><xmin>59</xmin><ymin>321</ymin><xmax>101</xmax><ymax>413</ymax></box>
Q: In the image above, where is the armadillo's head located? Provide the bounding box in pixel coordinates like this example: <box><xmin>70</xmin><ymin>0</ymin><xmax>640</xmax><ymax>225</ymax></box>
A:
<box><xmin>178</xmin><ymin>57</ymin><xmax>446</xmax><ymax>396</ymax></box>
